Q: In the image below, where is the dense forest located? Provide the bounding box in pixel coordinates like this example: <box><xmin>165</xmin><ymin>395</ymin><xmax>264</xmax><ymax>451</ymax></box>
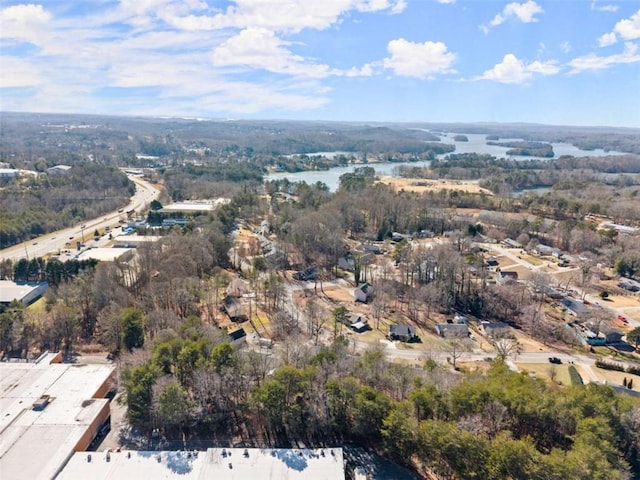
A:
<box><xmin>2</xmin><ymin>114</ymin><xmax>639</xmax><ymax>167</ymax></box>
<box><xmin>119</xmin><ymin>330</ymin><xmax>640</xmax><ymax>480</ymax></box>
<box><xmin>0</xmin><ymin>164</ymin><xmax>133</xmax><ymax>248</ymax></box>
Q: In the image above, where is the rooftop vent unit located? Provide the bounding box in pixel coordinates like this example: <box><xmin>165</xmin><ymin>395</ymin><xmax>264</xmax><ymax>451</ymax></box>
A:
<box><xmin>32</xmin><ymin>395</ymin><xmax>51</xmax><ymax>411</ymax></box>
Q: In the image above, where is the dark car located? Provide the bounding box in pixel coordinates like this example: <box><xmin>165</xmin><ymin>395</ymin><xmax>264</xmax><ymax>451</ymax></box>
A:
<box><xmin>548</xmin><ymin>357</ymin><xmax>562</xmax><ymax>364</ymax></box>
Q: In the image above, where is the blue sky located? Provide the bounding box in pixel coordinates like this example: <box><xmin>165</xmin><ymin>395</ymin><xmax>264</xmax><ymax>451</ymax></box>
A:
<box><xmin>1</xmin><ymin>0</ymin><xmax>639</xmax><ymax>126</ymax></box>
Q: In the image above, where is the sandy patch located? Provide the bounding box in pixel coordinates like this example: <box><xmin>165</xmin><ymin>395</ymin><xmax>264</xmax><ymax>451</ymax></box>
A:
<box><xmin>377</xmin><ymin>176</ymin><xmax>493</xmax><ymax>195</ymax></box>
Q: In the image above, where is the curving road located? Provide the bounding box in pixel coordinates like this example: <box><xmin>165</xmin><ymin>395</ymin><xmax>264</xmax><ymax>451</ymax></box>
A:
<box><xmin>0</xmin><ymin>176</ymin><xmax>161</xmax><ymax>263</ymax></box>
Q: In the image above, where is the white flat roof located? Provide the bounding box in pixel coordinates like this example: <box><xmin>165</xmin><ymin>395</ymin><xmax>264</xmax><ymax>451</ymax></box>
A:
<box><xmin>0</xmin><ymin>359</ymin><xmax>114</xmax><ymax>480</ymax></box>
<box><xmin>57</xmin><ymin>448</ymin><xmax>345</xmax><ymax>480</ymax></box>
<box><xmin>161</xmin><ymin>198</ymin><xmax>230</xmax><ymax>212</ymax></box>
<box><xmin>113</xmin><ymin>234</ymin><xmax>161</xmax><ymax>245</ymax></box>
<box><xmin>0</xmin><ymin>280</ymin><xmax>47</xmax><ymax>304</ymax></box>
<box><xmin>77</xmin><ymin>248</ymin><xmax>134</xmax><ymax>262</ymax></box>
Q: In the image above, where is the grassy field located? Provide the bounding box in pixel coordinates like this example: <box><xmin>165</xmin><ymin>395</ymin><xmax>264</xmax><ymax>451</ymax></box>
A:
<box><xmin>591</xmin><ymin>368</ymin><xmax>640</xmax><ymax>392</ymax></box>
<box><xmin>516</xmin><ymin>362</ymin><xmax>573</xmax><ymax>386</ymax></box>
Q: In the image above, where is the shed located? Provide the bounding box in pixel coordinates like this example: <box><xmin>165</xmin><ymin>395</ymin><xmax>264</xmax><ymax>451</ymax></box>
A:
<box><xmin>228</xmin><ymin>328</ymin><xmax>247</xmax><ymax>346</ymax></box>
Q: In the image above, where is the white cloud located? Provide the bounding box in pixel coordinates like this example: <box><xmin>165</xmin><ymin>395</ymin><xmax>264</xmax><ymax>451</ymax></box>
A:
<box><xmin>596</xmin><ymin>9</ymin><xmax>640</xmax><ymax>48</ymax></box>
<box><xmin>382</xmin><ymin>38</ymin><xmax>457</xmax><ymax>79</ymax></box>
<box><xmin>569</xmin><ymin>42</ymin><xmax>640</xmax><ymax>73</ymax></box>
<box><xmin>560</xmin><ymin>41</ymin><xmax>572</xmax><ymax>53</ymax></box>
<box><xmin>212</xmin><ymin>28</ymin><xmax>334</xmax><ymax>78</ymax></box>
<box><xmin>527</xmin><ymin>60</ymin><xmax>561</xmax><ymax>75</ymax></box>
<box><xmin>0</xmin><ymin>56</ymin><xmax>43</xmax><ymax>87</ymax></box>
<box><xmin>0</xmin><ymin>3</ymin><xmax>52</xmax><ymax>44</ymax></box>
<box><xmin>437</xmin><ymin>0</ymin><xmax>456</xmax><ymax>4</ymax></box>
<box><xmin>155</xmin><ymin>0</ymin><xmax>405</xmax><ymax>33</ymax></box>
<box><xmin>598</xmin><ymin>32</ymin><xmax>617</xmax><ymax>47</ymax></box>
<box><xmin>590</xmin><ymin>1</ymin><xmax>618</xmax><ymax>12</ymax></box>
<box><xmin>482</xmin><ymin>1</ymin><xmax>543</xmax><ymax>33</ymax></box>
<box><xmin>614</xmin><ymin>9</ymin><xmax>640</xmax><ymax>40</ymax></box>
<box><xmin>477</xmin><ymin>54</ymin><xmax>559</xmax><ymax>84</ymax></box>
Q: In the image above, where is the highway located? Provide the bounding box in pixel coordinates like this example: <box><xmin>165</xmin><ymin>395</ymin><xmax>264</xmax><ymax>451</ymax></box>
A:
<box><xmin>0</xmin><ymin>176</ymin><xmax>161</xmax><ymax>263</ymax></box>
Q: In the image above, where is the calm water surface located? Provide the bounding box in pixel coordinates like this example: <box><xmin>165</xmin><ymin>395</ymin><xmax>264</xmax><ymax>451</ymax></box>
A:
<box><xmin>265</xmin><ymin>132</ymin><xmax>628</xmax><ymax>191</ymax></box>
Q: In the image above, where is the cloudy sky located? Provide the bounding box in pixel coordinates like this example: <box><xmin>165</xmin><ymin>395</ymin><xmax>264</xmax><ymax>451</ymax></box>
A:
<box><xmin>1</xmin><ymin>0</ymin><xmax>639</xmax><ymax>126</ymax></box>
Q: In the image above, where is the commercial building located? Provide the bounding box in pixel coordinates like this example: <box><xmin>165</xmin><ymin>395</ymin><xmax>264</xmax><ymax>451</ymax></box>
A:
<box><xmin>112</xmin><ymin>234</ymin><xmax>161</xmax><ymax>248</ymax></box>
<box><xmin>0</xmin><ymin>353</ymin><xmax>114</xmax><ymax>480</ymax></box>
<box><xmin>77</xmin><ymin>247</ymin><xmax>134</xmax><ymax>263</ymax></box>
<box><xmin>159</xmin><ymin>198</ymin><xmax>230</xmax><ymax>214</ymax></box>
<box><xmin>56</xmin><ymin>447</ymin><xmax>345</xmax><ymax>480</ymax></box>
<box><xmin>0</xmin><ymin>280</ymin><xmax>48</xmax><ymax>306</ymax></box>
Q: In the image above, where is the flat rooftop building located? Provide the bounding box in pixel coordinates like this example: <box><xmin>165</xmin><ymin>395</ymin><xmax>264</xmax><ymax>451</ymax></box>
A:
<box><xmin>0</xmin><ymin>353</ymin><xmax>114</xmax><ymax>480</ymax></box>
<box><xmin>77</xmin><ymin>248</ymin><xmax>134</xmax><ymax>262</ymax></box>
<box><xmin>0</xmin><ymin>280</ymin><xmax>48</xmax><ymax>306</ymax></box>
<box><xmin>56</xmin><ymin>447</ymin><xmax>345</xmax><ymax>480</ymax></box>
<box><xmin>159</xmin><ymin>198</ymin><xmax>230</xmax><ymax>213</ymax></box>
<box><xmin>112</xmin><ymin>234</ymin><xmax>161</xmax><ymax>247</ymax></box>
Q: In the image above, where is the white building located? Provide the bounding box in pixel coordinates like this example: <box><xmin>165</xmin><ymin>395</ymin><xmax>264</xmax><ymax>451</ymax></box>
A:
<box><xmin>0</xmin><ymin>280</ymin><xmax>48</xmax><ymax>306</ymax></box>
<box><xmin>0</xmin><ymin>168</ymin><xmax>18</xmax><ymax>179</ymax></box>
<box><xmin>47</xmin><ymin>165</ymin><xmax>72</xmax><ymax>175</ymax></box>
<box><xmin>0</xmin><ymin>353</ymin><xmax>114</xmax><ymax>480</ymax></box>
<box><xmin>56</xmin><ymin>447</ymin><xmax>346</xmax><ymax>480</ymax></box>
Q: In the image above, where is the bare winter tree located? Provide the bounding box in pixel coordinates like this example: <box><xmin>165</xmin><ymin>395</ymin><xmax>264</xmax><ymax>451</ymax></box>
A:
<box><xmin>443</xmin><ymin>339</ymin><xmax>470</xmax><ymax>369</ymax></box>
<box><xmin>305</xmin><ymin>298</ymin><xmax>326</xmax><ymax>345</ymax></box>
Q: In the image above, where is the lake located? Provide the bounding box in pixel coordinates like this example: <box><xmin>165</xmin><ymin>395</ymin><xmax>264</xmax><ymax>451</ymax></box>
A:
<box><xmin>265</xmin><ymin>132</ymin><xmax>628</xmax><ymax>191</ymax></box>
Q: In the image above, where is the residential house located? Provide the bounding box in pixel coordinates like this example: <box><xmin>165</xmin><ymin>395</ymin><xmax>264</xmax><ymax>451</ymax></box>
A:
<box><xmin>354</xmin><ymin>282</ymin><xmax>374</xmax><ymax>303</ymax></box>
<box><xmin>496</xmin><ymin>271</ymin><xmax>518</xmax><ymax>284</ymax></box>
<box><xmin>294</xmin><ymin>266</ymin><xmax>319</xmax><ymax>281</ymax></box>
<box><xmin>389</xmin><ymin>325</ymin><xmax>417</xmax><ymax>342</ymax></box>
<box><xmin>502</xmin><ymin>238</ymin><xmax>522</xmax><ymax>249</ymax></box>
<box><xmin>338</xmin><ymin>255</ymin><xmax>355</xmax><ymax>272</ymax></box>
<box><xmin>561</xmin><ymin>298</ymin><xmax>588</xmax><ymax>317</ymax></box>
<box><xmin>435</xmin><ymin>323</ymin><xmax>469</xmax><ymax>339</ymax></box>
<box><xmin>534</xmin><ymin>244</ymin><xmax>558</xmax><ymax>256</ymax></box>
<box><xmin>600</xmin><ymin>325</ymin><xmax>624</xmax><ymax>344</ymax></box>
<box><xmin>391</xmin><ymin>232</ymin><xmax>412</xmax><ymax>242</ymax></box>
<box><xmin>480</xmin><ymin>321</ymin><xmax>510</xmax><ymax>337</ymax></box>
<box><xmin>47</xmin><ymin>164</ymin><xmax>72</xmax><ymax>176</ymax></box>
<box><xmin>221</xmin><ymin>295</ymin><xmax>248</xmax><ymax>322</ymax></box>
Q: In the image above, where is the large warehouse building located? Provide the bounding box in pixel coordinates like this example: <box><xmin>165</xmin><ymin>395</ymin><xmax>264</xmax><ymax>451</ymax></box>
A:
<box><xmin>56</xmin><ymin>447</ymin><xmax>346</xmax><ymax>480</ymax></box>
<box><xmin>0</xmin><ymin>352</ymin><xmax>114</xmax><ymax>480</ymax></box>
<box><xmin>0</xmin><ymin>280</ymin><xmax>48</xmax><ymax>306</ymax></box>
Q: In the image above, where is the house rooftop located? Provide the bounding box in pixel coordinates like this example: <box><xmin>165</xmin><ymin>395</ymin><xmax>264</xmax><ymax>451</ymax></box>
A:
<box><xmin>389</xmin><ymin>325</ymin><xmax>415</xmax><ymax>336</ymax></box>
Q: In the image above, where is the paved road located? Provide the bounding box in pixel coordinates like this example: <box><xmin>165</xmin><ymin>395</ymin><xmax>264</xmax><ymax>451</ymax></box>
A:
<box><xmin>0</xmin><ymin>176</ymin><xmax>161</xmax><ymax>262</ymax></box>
